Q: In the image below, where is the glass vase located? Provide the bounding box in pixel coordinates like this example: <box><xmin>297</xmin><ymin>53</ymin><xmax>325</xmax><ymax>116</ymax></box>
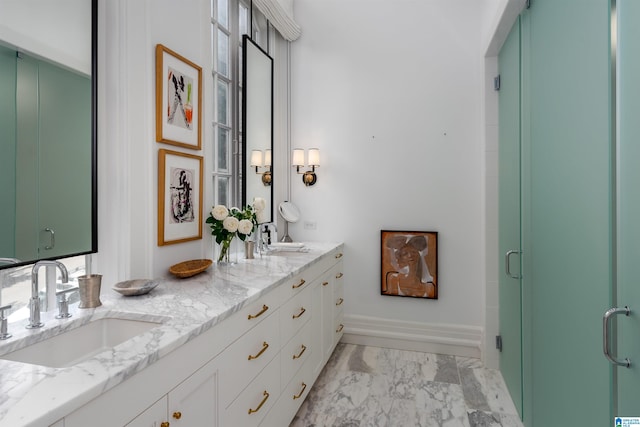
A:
<box><xmin>217</xmin><ymin>236</ymin><xmax>233</xmax><ymax>263</ymax></box>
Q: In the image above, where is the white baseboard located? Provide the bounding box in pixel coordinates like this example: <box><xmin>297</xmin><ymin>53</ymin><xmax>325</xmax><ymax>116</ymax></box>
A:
<box><xmin>340</xmin><ymin>314</ymin><xmax>482</xmax><ymax>359</ymax></box>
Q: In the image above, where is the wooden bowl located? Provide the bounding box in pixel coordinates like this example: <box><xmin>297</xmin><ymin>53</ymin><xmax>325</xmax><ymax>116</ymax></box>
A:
<box><xmin>169</xmin><ymin>259</ymin><xmax>213</xmax><ymax>278</ymax></box>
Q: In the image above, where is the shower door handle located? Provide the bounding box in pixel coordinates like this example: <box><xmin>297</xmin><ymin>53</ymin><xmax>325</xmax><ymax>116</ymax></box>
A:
<box><xmin>505</xmin><ymin>249</ymin><xmax>521</xmax><ymax>279</ymax></box>
<box><xmin>603</xmin><ymin>306</ymin><xmax>631</xmax><ymax>368</ymax></box>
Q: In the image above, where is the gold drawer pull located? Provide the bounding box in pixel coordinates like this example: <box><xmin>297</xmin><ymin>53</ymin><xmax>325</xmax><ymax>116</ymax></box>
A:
<box><xmin>292</xmin><ymin>278</ymin><xmax>306</xmax><ymax>289</ymax></box>
<box><xmin>336</xmin><ymin>324</ymin><xmax>344</xmax><ymax>333</ymax></box>
<box><xmin>322</xmin><ymin>281</ymin><xmax>329</xmax><ymax>286</ymax></box>
<box><xmin>172</xmin><ymin>411</ymin><xmax>182</xmax><ymax>420</ymax></box>
<box><xmin>336</xmin><ymin>272</ymin><xmax>343</xmax><ymax>279</ymax></box>
<box><xmin>293</xmin><ymin>307</ymin><xmax>306</xmax><ymax>319</ymax></box>
<box><xmin>248</xmin><ymin>390</ymin><xmax>270</xmax><ymax>414</ymax></box>
<box><xmin>248</xmin><ymin>342</ymin><xmax>269</xmax><ymax>360</ymax></box>
<box><xmin>336</xmin><ymin>298</ymin><xmax>344</xmax><ymax>306</ymax></box>
<box><xmin>248</xmin><ymin>304</ymin><xmax>269</xmax><ymax>320</ymax></box>
<box><xmin>293</xmin><ymin>382</ymin><xmax>307</xmax><ymax>400</ymax></box>
<box><xmin>161</xmin><ymin>423</ymin><xmax>170</xmax><ymax>427</ymax></box>
<box><xmin>335</xmin><ymin>253</ymin><xmax>343</xmax><ymax>259</ymax></box>
<box><xmin>293</xmin><ymin>344</ymin><xmax>307</xmax><ymax>360</ymax></box>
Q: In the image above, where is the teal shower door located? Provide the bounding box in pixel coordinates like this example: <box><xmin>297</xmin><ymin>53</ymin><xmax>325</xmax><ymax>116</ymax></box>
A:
<box><xmin>524</xmin><ymin>0</ymin><xmax>613</xmax><ymax>425</ymax></box>
<box><xmin>615</xmin><ymin>0</ymin><xmax>640</xmax><ymax>416</ymax></box>
<box><xmin>499</xmin><ymin>0</ymin><xmax>640</xmax><ymax>424</ymax></box>
<box><xmin>498</xmin><ymin>16</ymin><xmax>523</xmax><ymax>419</ymax></box>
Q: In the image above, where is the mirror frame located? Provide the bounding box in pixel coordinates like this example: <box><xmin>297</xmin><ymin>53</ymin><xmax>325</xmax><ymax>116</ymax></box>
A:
<box><xmin>0</xmin><ymin>0</ymin><xmax>98</xmax><ymax>270</ymax></box>
<box><xmin>242</xmin><ymin>34</ymin><xmax>273</xmax><ymax>224</ymax></box>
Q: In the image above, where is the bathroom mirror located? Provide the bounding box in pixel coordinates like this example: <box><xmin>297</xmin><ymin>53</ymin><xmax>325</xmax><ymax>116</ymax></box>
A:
<box><xmin>279</xmin><ymin>201</ymin><xmax>301</xmax><ymax>223</ymax></box>
<box><xmin>278</xmin><ymin>201</ymin><xmax>300</xmax><ymax>243</ymax></box>
<box><xmin>242</xmin><ymin>34</ymin><xmax>273</xmax><ymax>224</ymax></box>
<box><xmin>0</xmin><ymin>0</ymin><xmax>97</xmax><ymax>269</ymax></box>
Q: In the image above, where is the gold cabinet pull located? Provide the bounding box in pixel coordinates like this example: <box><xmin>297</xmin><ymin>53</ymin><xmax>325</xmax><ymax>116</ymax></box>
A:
<box><xmin>248</xmin><ymin>390</ymin><xmax>270</xmax><ymax>414</ymax></box>
<box><xmin>293</xmin><ymin>382</ymin><xmax>307</xmax><ymax>400</ymax></box>
<box><xmin>335</xmin><ymin>253</ymin><xmax>343</xmax><ymax>259</ymax></box>
<box><xmin>336</xmin><ymin>324</ymin><xmax>344</xmax><ymax>333</ymax></box>
<box><xmin>292</xmin><ymin>278</ymin><xmax>306</xmax><ymax>289</ymax></box>
<box><xmin>248</xmin><ymin>304</ymin><xmax>269</xmax><ymax>320</ymax></box>
<box><xmin>322</xmin><ymin>281</ymin><xmax>329</xmax><ymax>286</ymax></box>
<box><xmin>248</xmin><ymin>341</ymin><xmax>269</xmax><ymax>360</ymax></box>
<box><xmin>160</xmin><ymin>423</ymin><xmax>170</xmax><ymax>427</ymax></box>
<box><xmin>336</xmin><ymin>298</ymin><xmax>344</xmax><ymax>306</ymax></box>
<box><xmin>292</xmin><ymin>307</ymin><xmax>306</xmax><ymax>319</ymax></box>
<box><xmin>172</xmin><ymin>411</ymin><xmax>182</xmax><ymax>420</ymax></box>
<box><xmin>336</xmin><ymin>272</ymin><xmax>343</xmax><ymax>279</ymax></box>
<box><xmin>293</xmin><ymin>344</ymin><xmax>307</xmax><ymax>360</ymax></box>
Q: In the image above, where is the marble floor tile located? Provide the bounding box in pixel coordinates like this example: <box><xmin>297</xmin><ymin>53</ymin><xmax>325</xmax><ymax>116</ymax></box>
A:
<box><xmin>292</xmin><ymin>343</ymin><xmax>523</xmax><ymax>427</ymax></box>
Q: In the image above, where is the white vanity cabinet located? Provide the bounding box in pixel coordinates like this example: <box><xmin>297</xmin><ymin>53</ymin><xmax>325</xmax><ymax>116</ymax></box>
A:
<box><xmin>333</xmin><ymin>257</ymin><xmax>345</xmax><ymax>348</ymax></box>
<box><xmin>124</xmin><ymin>396</ymin><xmax>167</xmax><ymax>427</ymax></box>
<box><xmin>125</xmin><ymin>354</ymin><xmax>218</xmax><ymax>427</ymax></box>
<box><xmin>60</xmin><ymin>247</ymin><xmax>344</xmax><ymax>427</ymax></box>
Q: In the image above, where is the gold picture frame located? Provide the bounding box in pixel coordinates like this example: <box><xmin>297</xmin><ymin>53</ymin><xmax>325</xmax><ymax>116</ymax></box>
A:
<box><xmin>381</xmin><ymin>230</ymin><xmax>438</xmax><ymax>299</ymax></box>
<box><xmin>155</xmin><ymin>44</ymin><xmax>202</xmax><ymax>150</ymax></box>
<box><xmin>158</xmin><ymin>149</ymin><xmax>203</xmax><ymax>246</ymax></box>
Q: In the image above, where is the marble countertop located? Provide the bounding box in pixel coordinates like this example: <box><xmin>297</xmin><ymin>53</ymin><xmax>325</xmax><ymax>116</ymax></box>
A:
<box><xmin>0</xmin><ymin>242</ymin><xmax>342</xmax><ymax>427</ymax></box>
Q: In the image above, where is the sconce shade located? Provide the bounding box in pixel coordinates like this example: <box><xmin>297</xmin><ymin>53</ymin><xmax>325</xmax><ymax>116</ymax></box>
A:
<box><xmin>292</xmin><ymin>148</ymin><xmax>305</xmax><ymax>166</ymax></box>
<box><xmin>250</xmin><ymin>150</ymin><xmax>263</xmax><ymax>167</ymax></box>
<box><xmin>308</xmin><ymin>148</ymin><xmax>320</xmax><ymax>166</ymax></box>
<box><xmin>292</xmin><ymin>147</ymin><xmax>320</xmax><ymax>186</ymax></box>
<box><xmin>264</xmin><ymin>149</ymin><xmax>272</xmax><ymax>167</ymax></box>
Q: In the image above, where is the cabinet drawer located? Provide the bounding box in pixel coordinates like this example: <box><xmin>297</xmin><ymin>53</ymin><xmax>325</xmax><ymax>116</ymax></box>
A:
<box><xmin>280</xmin><ymin>321</ymin><xmax>312</xmax><ymax>388</ymax></box>
<box><xmin>220</xmin><ymin>286</ymin><xmax>282</xmax><ymax>343</ymax></box>
<box><xmin>281</xmin><ymin>254</ymin><xmax>337</xmax><ymax>301</ymax></box>
<box><xmin>223</xmin><ymin>355</ymin><xmax>280</xmax><ymax>427</ymax></box>
<box><xmin>334</xmin><ymin>312</ymin><xmax>344</xmax><ymax>346</ymax></box>
<box><xmin>261</xmin><ymin>357</ymin><xmax>314</xmax><ymax>427</ymax></box>
<box><xmin>219</xmin><ymin>311</ymin><xmax>280</xmax><ymax>408</ymax></box>
<box><xmin>280</xmin><ymin>282</ymin><xmax>312</xmax><ymax>344</ymax></box>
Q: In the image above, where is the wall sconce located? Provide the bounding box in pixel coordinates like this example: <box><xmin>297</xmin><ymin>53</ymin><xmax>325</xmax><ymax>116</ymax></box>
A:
<box><xmin>250</xmin><ymin>149</ymin><xmax>272</xmax><ymax>186</ymax></box>
<box><xmin>292</xmin><ymin>148</ymin><xmax>320</xmax><ymax>186</ymax></box>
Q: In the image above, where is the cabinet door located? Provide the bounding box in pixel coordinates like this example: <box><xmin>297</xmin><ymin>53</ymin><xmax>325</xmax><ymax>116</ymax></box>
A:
<box><xmin>125</xmin><ymin>397</ymin><xmax>167</xmax><ymax>427</ymax></box>
<box><xmin>310</xmin><ymin>277</ymin><xmax>324</xmax><ymax>379</ymax></box>
<box><xmin>321</xmin><ymin>269</ymin><xmax>335</xmax><ymax>363</ymax></box>
<box><xmin>332</xmin><ymin>261</ymin><xmax>345</xmax><ymax>350</ymax></box>
<box><xmin>168</xmin><ymin>357</ymin><xmax>218</xmax><ymax>426</ymax></box>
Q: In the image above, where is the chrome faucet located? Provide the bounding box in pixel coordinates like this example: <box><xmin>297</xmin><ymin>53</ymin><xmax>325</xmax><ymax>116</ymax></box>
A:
<box><xmin>27</xmin><ymin>260</ymin><xmax>68</xmax><ymax>329</ymax></box>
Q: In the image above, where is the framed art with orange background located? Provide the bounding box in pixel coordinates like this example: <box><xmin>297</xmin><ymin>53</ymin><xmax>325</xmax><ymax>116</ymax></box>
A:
<box><xmin>381</xmin><ymin>230</ymin><xmax>438</xmax><ymax>299</ymax></box>
<box><xmin>155</xmin><ymin>44</ymin><xmax>202</xmax><ymax>150</ymax></box>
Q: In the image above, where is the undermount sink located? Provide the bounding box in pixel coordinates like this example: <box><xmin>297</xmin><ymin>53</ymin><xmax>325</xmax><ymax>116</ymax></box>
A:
<box><xmin>1</xmin><ymin>317</ymin><xmax>164</xmax><ymax>368</ymax></box>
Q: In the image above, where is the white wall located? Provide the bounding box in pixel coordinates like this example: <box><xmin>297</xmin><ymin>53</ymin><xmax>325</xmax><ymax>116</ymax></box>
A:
<box><xmin>0</xmin><ymin>0</ymin><xmax>91</xmax><ymax>74</ymax></box>
<box><xmin>94</xmin><ymin>0</ymin><xmax>518</xmax><ymax>363</ymax></box>
<box><xmin>289</xmin><ymin>0</ymin><xmax>487</xmax><ymax>357</ymax></box>
<box><xmin>97</xmin><ymin>0</ymin><xmax>212</xmax><ymax>284</ymax></box>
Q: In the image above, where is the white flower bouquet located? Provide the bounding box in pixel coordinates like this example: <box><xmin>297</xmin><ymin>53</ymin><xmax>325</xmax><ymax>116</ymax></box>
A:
<box><xmin>206</xmin><ymin>198</ymin><xmax>266</xmax><ymax>262</ymax></box>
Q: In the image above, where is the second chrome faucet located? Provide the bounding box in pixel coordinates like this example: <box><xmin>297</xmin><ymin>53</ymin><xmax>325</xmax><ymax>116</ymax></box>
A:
<box><xmin>27</xmin><ymin>260</ymin><xmax>69</xmax><ymax>329</ymax></box>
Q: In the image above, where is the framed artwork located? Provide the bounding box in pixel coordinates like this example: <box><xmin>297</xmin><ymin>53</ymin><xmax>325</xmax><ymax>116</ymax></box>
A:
<box><xmin>155</xmin><ymin>44</ymin><xmax>202</xmax><ymax>150</ymax></box>
<box><xmin>158</xmin><ymin>149</ymin><xmax>203</xmax><ymax>246</ymax></box>
<box><xmin>381</xmin><ymin>230</ymin><xmax>438</xmax><ymax>299</ymax></box>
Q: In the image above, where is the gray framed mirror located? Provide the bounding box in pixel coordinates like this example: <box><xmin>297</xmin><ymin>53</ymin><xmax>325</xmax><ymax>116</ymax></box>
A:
<box><xmin>0</xmin><ymin>0</ymin><xmax>97</xmax><ymax>269</ymax></box>
<box><xmin>242</xmin><ymin>34</ymin><xmax>273</xmax><ymax>224</ymax></box>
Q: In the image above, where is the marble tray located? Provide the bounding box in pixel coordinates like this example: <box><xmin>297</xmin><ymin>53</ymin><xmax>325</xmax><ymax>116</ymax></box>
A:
<box><xmin>112</xmin><ymin>279</ymin><xmax>159</xmax><ymax>296</ymax></box>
